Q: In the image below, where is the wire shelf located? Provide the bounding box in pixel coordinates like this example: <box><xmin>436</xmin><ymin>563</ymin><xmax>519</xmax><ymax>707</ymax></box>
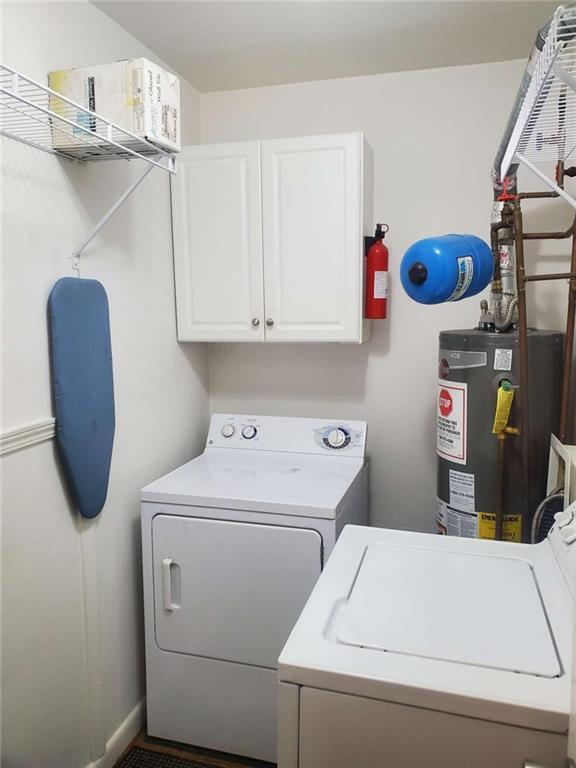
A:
<box><xmin>500</xmin><ymin>4</ymin><xmax>576</xmax><ymax>194</ymax></box>
<box><xmin>0</xmin><ymin>63</ymin><xmax>176</xmax><ymax>172</ymax></box>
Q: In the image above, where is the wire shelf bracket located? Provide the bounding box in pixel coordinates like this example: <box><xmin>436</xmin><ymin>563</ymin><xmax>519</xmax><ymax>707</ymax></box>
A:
<box><xmin>0</xmin><ymin>63</ymin><xmax>178</xmax><ymax>274</ymax></box>
<box><xmin>499</xmin><ymin>5</ymin><xmax>576</xmax><ymax>207</ymax></box>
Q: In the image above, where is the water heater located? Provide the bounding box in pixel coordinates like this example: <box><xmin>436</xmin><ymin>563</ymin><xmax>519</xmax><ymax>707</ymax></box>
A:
<box><xmin>436</xmin><ymin>328</ymin><xmax>563</xmax><ymax>542</ymax></box>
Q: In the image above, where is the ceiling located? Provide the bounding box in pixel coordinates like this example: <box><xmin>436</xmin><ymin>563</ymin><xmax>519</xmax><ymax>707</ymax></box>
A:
<box><xmin>94</xmin><ymin>1</ymin><xmax>558</xmax><ymax>93</ymax></box>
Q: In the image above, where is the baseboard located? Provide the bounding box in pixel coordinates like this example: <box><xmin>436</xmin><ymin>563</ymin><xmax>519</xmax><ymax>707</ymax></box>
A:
<box><xmin>85</xmin><ymin>699</ymin><xmax>145</xmax><ymax>768</ymax></box>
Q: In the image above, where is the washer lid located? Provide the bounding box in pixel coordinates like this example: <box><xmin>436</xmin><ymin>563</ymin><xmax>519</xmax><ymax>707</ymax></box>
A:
<box><xmin>337</xmin><ymin>542</ymin><xmax>561</xmax><ymax>678</ymax></box>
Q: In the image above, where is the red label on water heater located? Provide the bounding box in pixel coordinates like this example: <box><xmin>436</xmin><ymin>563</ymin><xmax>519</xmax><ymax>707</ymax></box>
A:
<box><xmin>437</xmin><ymin>381</ymin><xmax>467</xmax><ymax>465</ymax></box>
<box><xmin>439</xmin><ymin>389</ymin><xmax>453</xmax><ymax>417</ymax></box>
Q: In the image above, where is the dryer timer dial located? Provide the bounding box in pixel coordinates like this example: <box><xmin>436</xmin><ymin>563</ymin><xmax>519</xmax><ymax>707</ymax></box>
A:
<box><xmin>323</xmin><ymin>427</ymin><xmax>351</xmax><ymax>449</ymax></box>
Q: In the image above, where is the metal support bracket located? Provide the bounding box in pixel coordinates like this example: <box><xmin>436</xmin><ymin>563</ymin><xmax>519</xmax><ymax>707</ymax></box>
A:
<box><xmin>553</xmin><ymin>60</ymin><xmax>576</xmax><ymax>93</ymax></box>
<box><xmin>517</xmin><ymin>154</ymin><xmax>576</xmax><ymax>210</ymax></box>
<box><xmin>70</xmin><ymin>158</ymin><xmax>164</xmax><ymax>276</ymax></box>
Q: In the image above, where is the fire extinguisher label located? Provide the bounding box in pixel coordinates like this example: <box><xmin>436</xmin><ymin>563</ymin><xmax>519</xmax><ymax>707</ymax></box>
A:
<box><xmin>373</xmin><ymin>271</ymin><xmax>388</xmax><ymax>299</ymax></box>
<box><xmin>447</xmin><ymin>255</ymin><xmax>474</xmax><ymax>302</ymax></box>
<box><xmin>437</xmin><ymin>380</ymin><xmax>467</xmax><ymax>465</ymax></box>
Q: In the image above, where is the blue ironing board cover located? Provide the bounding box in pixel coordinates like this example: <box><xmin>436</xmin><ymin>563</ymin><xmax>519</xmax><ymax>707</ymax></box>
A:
<box><xmin>48</xmin><ymin>277</ymin><xmax>115</xmax><ymax>519</ymax></box>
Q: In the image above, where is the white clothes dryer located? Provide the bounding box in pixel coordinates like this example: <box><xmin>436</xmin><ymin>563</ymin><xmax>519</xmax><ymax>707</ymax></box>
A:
<box><xmin>141</xmin><ymin>413</ymin><xmax>368</xmax><ymax>762</ymax></box>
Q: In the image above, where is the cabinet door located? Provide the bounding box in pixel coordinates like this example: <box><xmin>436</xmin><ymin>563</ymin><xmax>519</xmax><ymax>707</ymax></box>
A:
<box><xmin>261</xmin><ymin>133</ymin><xmax>364</xmax><ymax>342</ymax></box>
<box><xmin>172</xmin><ymin>143</ymin><xmax>265</xmax><ymax>341</ymax></box>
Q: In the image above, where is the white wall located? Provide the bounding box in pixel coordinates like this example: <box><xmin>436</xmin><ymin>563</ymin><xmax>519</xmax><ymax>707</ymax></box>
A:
<box><xmin>202</xmin><ymin>60</ymin><xmax>573</xmax><ymax>532</ymax></box>
<box><xmin>1</xmin><ymin>3</ymin><xmax>209</xmax><ymax>767</ymax></box>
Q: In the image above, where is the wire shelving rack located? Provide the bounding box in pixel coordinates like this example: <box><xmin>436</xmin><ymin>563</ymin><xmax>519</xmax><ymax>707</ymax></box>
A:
<box><xmin>0</xmin><ymin>63</ymin><xmax>176</xmax><ymax>171</ymax></box>
<box><xmin>0</xmin><ymin>63</ymin><xmax>178</xmax><ymax>271</ymax></box>
<box><xmin>500</xmin><ymin>4</ymin><xmax>576</xmax><ymax>207</ymax></box>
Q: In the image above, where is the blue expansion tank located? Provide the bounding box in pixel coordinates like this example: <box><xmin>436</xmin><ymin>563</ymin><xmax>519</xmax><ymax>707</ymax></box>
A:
<box><xmin>400</xmin><ymin>234</ymin><xmax>493</xmax><ymax>305</ymax></box>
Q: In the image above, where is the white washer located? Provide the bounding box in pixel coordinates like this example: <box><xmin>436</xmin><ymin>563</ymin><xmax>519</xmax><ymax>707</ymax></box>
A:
<box><xmin>141</xmin><ymin>413</ymin><xmax>368</xmax><ymax>762</ymax></box>
<box><xmin>278</xmin><ymin>517</ymin><xmax>575</xmax><ymax>768</ymax></box>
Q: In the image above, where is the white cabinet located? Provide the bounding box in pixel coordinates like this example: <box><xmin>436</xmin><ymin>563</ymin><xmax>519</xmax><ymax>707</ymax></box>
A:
<box><xmin>172</xmin><ymin>132</ymin><xmax>372</xmax><ymax>343</ymax></box>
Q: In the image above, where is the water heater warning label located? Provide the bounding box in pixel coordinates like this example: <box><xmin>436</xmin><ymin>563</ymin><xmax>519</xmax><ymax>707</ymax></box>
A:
<box><xmin>436</xmin><ymin>498</ymin><xmax>477</xmax><ymax>537</ymax></box>
<box><xmin>494</xmin><ymin>348</ymin><xmax>513</xmax><ymax>371</ymax></box>
<box><xmin>449</xmin><ymin>470</ymin><xmax>475</xmax><ymax>512</ymax></box>
<box><xmin>437</xmin><ymin>381</ymin><xmax>467</xmax><ymax>465</ymax></box>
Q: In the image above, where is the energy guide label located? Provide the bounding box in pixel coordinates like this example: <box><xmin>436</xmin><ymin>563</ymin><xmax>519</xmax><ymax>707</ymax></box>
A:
<box><xmin>436</xmin><ymin>499</ymin><xmax>522</xmax><ymax>542</ymax></box>
<box><xmin>478</xmin><ymin>513</ymin><xmax>522</xmax><ymax>542</ymax></box>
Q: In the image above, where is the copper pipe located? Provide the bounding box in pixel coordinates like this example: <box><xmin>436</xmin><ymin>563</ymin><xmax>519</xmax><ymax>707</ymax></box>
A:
<box><xmin>524</xmin><ymin>272</ymin><xmax>576</xmax><ymax>282</ymax></box>
<box><xmin>558</xmin><ymin>161</ymin><xmax>566</xmax><ymax>189</ymax></box>
<box><xmin>494</xmin><ymin>433</ymin><xmax>506</xmax><ymax>542</ymax></box>
<box><xmin>559</xmin><ymin>225</ymin><xmax>576</xmax><ymax>442</ymax></box>
<box><xmin>522</xmin><ymin>225</ymin><xmax>574</xmax><ymax>240</ymax></box>
<box><xmin>517</xmin><ymin>191</ymin><xmax>560</xmax><ymax>200</ymax></box>
<box><xmin>513</xmin><ymin>199</ymin><xmax>531</xmax><ymax>540</ymax></box>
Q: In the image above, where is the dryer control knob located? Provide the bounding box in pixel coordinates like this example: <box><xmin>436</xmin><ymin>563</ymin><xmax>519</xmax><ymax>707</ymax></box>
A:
<box><xmin>327</xmin><ymin>428</ymin><xmax>347</xmax><ymax>448</ymax></box>
<box><xmin>242</xmin><ymin>425</ymin><xmax>257</xmax><ymax>440</ymax></box>
<box><xmin>554</xmin><ymin>509</ymin><xmax>574</xmax><ymax>528</ymax></box>
<box><xmin>221</xmin><ymin>424</ymin><xmax>235</xmax><ymax>438</ymax></box>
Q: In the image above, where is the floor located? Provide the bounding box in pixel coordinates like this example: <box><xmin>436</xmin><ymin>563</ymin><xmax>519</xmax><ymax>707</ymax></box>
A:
<box><xmin>115</xmin><ymin>732</ymin><xmax>276</xmax><ymax>768</ymax></box>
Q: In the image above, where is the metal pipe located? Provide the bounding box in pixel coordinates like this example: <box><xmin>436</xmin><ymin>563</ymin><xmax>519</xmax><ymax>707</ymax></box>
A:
<box><xmin>517</xmin><ymin>192</ymin><xmax>560</xmax><ymax>199</ymax></box>
<box><xmin>524</xmin><ymin>272</ymin><xmax>576</xmax><ymax>282</ymax></box>
<box><xmin>559</xmin><ymin>226</ymin><xmax>576</xmax><ymax>441</ymax></box>
<box><xmin>522</xmin><ymin>225</ymin><xmax>574</xmax><ymax>240</ymax></box>
<box><xmin>513</xmin><ymin>200</ymin><xmax>532</xmax><ymax>536</ymax></box>
<box><xmin>494</xmin><ymin>433</ymin><xmax>506</xmax><ymax>542</ymax></box>
<box><xmin>490</xmin><ymin>224</ymin><xmax>502</xmax><ymax>288</ymax></box>
<box><xmin>558</xmin><ymin>161</ymin><xmax>566</xmax><ymax>189</ymax></box>
<box><xmin>490</xmin><ymin>202</ymin><xmax>518</xmax><ymax>330</ymax></box>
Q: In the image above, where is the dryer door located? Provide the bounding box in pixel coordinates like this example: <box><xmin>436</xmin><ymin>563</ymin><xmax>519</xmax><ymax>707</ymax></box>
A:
<box><xmin>152</xmin><ymin>514</ymin><xmax>322</xmax><ymax>668</ymax></box>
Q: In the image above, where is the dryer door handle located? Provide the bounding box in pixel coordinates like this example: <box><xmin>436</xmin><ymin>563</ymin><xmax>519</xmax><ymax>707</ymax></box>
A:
<box><xmin>161</xmin><ymin>558</ymin><xmax>181</xmax><ymax>611</ymax></box>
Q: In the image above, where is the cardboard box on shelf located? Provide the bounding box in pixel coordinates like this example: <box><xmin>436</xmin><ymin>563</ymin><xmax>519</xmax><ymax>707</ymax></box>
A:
<box><xmin>48</xmin><ymin>58</ymin><xmax>180</xmax><ymax>153</ymax></box>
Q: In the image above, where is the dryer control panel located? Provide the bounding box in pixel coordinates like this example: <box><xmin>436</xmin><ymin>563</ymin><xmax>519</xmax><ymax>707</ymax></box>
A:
<box><xmin>206</xmin><ymin>414</ymin><xmax>367</xmax><ymax>458</ymax></box>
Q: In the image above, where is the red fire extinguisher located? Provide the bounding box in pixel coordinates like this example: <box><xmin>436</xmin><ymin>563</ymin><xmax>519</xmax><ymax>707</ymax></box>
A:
<box><xmin>365</xmin><ymin>223</ymin><xmax>389</xmax><ymax>319</ymax></box>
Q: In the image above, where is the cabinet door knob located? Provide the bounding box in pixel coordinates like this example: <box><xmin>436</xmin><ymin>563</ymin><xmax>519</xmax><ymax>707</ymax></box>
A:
<box><xmin>251</xmin><ymin>318</ymin><xmax>260</xmax><ymax>327</ymax></box>
<box><xmin>266</xmin><ymin>318</ymin><xmax>274</xmax><ymax>327</ymax></box>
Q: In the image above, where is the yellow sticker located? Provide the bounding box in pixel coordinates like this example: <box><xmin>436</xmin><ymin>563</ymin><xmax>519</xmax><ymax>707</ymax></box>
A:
<box><xmin>478</xmin><ymin>512</ymin><xmax>522</xmax><ymax>542</ymax></box>
<box><xmin>492</xmin><ymin>387</ymin><xmax>515</xmax><ymax>433</ymax></box>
